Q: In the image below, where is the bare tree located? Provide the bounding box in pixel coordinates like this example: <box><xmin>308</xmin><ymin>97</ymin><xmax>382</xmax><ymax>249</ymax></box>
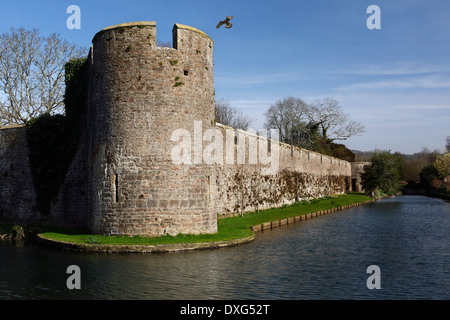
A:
<box><xmin>215</xmin><ymin>98</ymin><xmax>253</xmax><ymax>131</ymax></box>
<box><xmin>307</xmin><ymin>98</ymin><xmax>365</xmax><ymax>142</ymax></box>
<box><xmin>264</xmin><ymin>96</ymin><xmax>314</xmax><ymax>147</ymax></box>
<box><xmin>0</xmin><ymin>27</ymin><xmax>86</xmax><ymax>126</ymax></box>
<box><xmin>446</xmin><ymin>136</ymin><xmax>450</xmax><ymax>153</ymax></box>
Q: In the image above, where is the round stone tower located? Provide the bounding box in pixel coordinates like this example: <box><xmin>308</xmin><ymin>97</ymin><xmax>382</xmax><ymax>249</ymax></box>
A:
<box><xmin>86</xmin><ymin>21</ymin><xmax>216</xmax><ymax>236</ymax></box>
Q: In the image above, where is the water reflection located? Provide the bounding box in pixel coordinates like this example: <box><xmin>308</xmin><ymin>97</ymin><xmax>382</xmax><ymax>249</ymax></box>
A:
<box><xmin>1</xmin><ymin>196</ymin><xmax>449</xmax><ymax>300</ymax></box>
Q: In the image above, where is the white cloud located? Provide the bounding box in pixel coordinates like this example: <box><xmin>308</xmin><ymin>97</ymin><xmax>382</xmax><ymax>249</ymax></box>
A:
<box><xmin>337</xmin><ymin>75</ymin><xmax>450</xmax><ymax>92</ymax></box>
<box><xmin>396</xmin><ymin>104</ymin><xmax>450</xmax><ymax>110</ymax></box>
<box><xmin>229</xmin><ymin>99</ymin><xmax>274</xmax><ymax>109</ymax></box>
<box><xmin>329</xmin><ymin>62</ymin><xmax>450</xmax><ymax>76</ymax></box>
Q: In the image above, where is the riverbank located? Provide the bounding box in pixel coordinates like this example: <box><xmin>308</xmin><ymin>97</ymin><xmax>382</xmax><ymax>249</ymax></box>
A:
<box><xmin>30</xmin><ymin>193</ymin><xmax>374</xmax><ymax>253</ymax></box>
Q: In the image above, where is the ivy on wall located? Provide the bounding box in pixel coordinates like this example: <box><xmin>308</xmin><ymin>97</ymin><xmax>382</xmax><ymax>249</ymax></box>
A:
<box><xmin>26</xmin><ymin>58</ymin><xmax>88</xmax><ymax>215</ymax></box>
<box><xmin>64</xmin><ymin>58</ymin><xmax>89</xmax><ymax>124</ymax></box>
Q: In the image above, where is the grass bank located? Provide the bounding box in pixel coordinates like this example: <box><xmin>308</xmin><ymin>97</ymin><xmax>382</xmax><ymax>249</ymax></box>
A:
<box><xmin>38</xmin><ymin>193</ymin><xmax>373</xmax><ymax>246</ymax></box>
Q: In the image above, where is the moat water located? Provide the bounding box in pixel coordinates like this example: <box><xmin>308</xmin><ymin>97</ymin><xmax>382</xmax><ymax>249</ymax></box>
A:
<box><xmin>1</xmin><ymin>195</ymin><xmax>449</xmax><ymax>300</ymax></box>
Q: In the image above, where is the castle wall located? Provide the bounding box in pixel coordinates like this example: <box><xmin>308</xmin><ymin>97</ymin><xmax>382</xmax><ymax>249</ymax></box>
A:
<box><xmin>0</xmin><ymin>21</ymin><xmax>361</xmax><ymax>237</ymax></box>
<box><xmin>212</xmin><ymin>124</ymin><xmax>352</xmax><ymax>216</ymax></box>
<box><xmin>0</xmin><ymin>125</ymin><xmax>88</xmax><ymax>228</ymax></box>
<box><xmin>351</xmin><ymin>162</ymin><xmax>370</xmax><ymax>192</ymax></box>
<box><xmin>47</xmin><ymin>129</ymin><xmax>88</xmax><ymax>228</ymax></box>
<box><xmin>0</xmin><ymin>126</ymin><xmax>39</xmax><ymax>223</ymax></box>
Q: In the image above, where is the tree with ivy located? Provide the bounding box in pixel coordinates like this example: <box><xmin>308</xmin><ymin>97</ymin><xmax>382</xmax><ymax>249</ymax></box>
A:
<box><xmin>264</xmin><ymin>97</ymin><xmax>362</xmax><ymax>159</ymax></box>
<box><xmin>307</xmin><ymin>98</ymin><xmax>365</xmax><ymax>143</ymax></box>
<box><xmin>0</xmin><ymin>27</ymin><xmax>86</xmax><ymax>126</ymax></box>
<box><xmin>361</xmin><ymin>150</ymin><xmax>403</xmax><ymax>196</ymax></box>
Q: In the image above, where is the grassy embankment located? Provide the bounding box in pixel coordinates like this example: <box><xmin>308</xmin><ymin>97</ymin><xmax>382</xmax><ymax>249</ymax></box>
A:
<box><xmin>36</xmin><ymin>192</ymin><xmax>373</xmax><ymax>246</ymax></box>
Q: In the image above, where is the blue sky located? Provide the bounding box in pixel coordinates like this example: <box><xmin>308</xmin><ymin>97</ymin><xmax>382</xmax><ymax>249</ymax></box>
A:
<box><xmin>1</xmin><ymin>0</ymin><xmax>449</xmax><ymax>154</ymax></box>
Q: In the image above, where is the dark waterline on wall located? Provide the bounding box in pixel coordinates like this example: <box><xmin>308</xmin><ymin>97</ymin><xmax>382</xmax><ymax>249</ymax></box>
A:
<box><xmin>1</xmin><ymin>195</ymin><xmax>449</xmax><ymax>300</ymax></box>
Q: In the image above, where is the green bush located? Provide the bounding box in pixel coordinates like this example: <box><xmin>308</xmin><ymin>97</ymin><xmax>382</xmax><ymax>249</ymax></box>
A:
<box><xmin>361</xmin><ymin>150</ymin><xmax>403</xmax><ymax>195</ymax></box>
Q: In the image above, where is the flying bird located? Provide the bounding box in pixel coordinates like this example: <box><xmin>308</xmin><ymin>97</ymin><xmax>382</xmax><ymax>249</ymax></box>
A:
<box><xmin>216</xmin><ymin>16</ymin><xmax>233</xmax><ymax>29</ymax></box>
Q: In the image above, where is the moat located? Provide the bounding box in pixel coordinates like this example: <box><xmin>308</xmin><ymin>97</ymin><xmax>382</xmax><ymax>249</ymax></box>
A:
<box><xmin>1</xmin><ymin>195</ymin><xmax>449</xmax><ymax>300</ymax></box>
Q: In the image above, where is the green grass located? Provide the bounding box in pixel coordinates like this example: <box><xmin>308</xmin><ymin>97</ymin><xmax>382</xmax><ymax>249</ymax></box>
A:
<box><xmin>39</xmin><ymin>193</ymin><xmax>372</xmax><ymax>246</ymax></box>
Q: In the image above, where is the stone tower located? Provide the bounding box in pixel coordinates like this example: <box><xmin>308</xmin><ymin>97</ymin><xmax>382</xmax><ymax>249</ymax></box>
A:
<box><xmin>86</xmin><ymin>21</ymin><xmax>216</xmax><ymax>236</ymax></box>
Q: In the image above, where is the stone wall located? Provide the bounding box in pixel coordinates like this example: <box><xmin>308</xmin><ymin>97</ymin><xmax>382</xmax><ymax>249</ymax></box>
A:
<box><xmin>0</xmin><ymin>21</ymin><xmax>363</xmax><ymax>237</ymax></box>
<box><xmin>47</xmin><ymin>128</ymin><xmax>88</xmax><ymax>228</ymax></box>
<box><xmin>212</xmin><ymin>124</ymin><xmax>352</xmax><ymax>217</ymax></box>
<box><xmin>351</xmin><ymin>162</ymin><xmax>370</xmax><ymax>192</ymax></box>
<box><xmin>0</xmin><ymin>125</ymin><xmax>89</xmax><ymax>228</ymax></box>
<box><xmin>0</xmin><ymin>126</ymin><xmax>38</xmax><ymax>223</ymax></box>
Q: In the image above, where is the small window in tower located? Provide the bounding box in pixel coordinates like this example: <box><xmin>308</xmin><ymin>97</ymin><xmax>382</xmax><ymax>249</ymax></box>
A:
<box><xmin>114</xmin><ymin>174</ymin><xmax>119</xmax><ymax>203</ymax></box>
<box><xmin>184</xmin><ymin>69</ymin><xmax>189</xmax><ymax>76</ymax></box>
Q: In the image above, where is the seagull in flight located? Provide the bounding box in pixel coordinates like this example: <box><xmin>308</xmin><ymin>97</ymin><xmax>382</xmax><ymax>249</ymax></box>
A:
<box><xmin>216</xmin><ymin>16</ymin><xmax>233</xmax><ymax>29</ymax></box>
